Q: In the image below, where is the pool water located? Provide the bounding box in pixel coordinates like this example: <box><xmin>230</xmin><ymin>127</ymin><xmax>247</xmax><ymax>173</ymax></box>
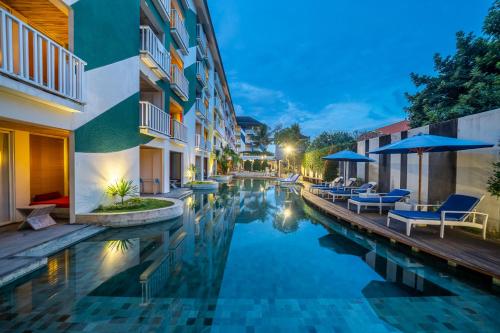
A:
<box><xmin>1</xmin><ymin>179</ymin><xmax>499</xmax><ymax>332</ymax></box>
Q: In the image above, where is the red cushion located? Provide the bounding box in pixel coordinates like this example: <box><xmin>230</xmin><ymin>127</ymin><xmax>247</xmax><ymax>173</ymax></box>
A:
<box><xmin>32</xmin><ymin>192</ymin><xmax>61</xmax><ymax>202</ymax></box>
<box><xmin>31</xmin><ymin>196</ymin><xmax>69</xmax><ymax>208</ymax></box>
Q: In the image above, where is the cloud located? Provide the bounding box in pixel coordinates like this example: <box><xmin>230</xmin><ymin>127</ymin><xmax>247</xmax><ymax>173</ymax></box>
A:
<box><xmin>231</xmin><ymin>81</ymin><xmax>404</xmax><ymax>136</ymax></box>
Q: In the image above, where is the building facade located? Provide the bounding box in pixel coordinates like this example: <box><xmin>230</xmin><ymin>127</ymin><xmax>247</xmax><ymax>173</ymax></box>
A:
<box><xmin>0</xmin><ymin>0</ymin><xmax>237</xmax><ymax>224</ymax></box>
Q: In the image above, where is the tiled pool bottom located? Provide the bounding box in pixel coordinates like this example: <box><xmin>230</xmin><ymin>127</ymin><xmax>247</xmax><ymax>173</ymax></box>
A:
<box><xmin>0</xmin><ymin>180</ymin><xmax>499</xmax><ymax>332</ymax></box>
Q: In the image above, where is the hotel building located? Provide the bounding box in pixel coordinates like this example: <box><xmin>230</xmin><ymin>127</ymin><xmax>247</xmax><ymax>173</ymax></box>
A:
<box><xmin>0</xmin><ymin>0</ymin><xmax>237</xmax><ymax>224</ymax></box>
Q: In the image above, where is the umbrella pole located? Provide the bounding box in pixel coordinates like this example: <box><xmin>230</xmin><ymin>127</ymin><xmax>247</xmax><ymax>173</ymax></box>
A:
<box><xmin>418</xmin><ymin>150</ymin><xmax>423</xmax><ymax>204</ymax></box>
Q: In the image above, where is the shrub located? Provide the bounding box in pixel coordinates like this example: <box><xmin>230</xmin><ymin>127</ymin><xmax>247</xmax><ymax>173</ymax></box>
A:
<box><xmin>253</xmin><ymin>160</ymin><xmax>262</xmax><ymax>171</ymax></box>
<box><xmin>488</xmin><ymin>162</ymin><xmax>500</xmax><ymax>198</ymax></box>
<box><xmin>244</xmin><ymin>160</ymin><xmax>252</xmax><ymax>171</ymax></box>
<box><xmin>106</xmin><ymin>179</ymin><xmax>139</xmax><ymax>204</ymax></box>
<box><xmin>262</xmin><ymin>160</ymin><xmax>269</xmax><ymax>171</ymax></box>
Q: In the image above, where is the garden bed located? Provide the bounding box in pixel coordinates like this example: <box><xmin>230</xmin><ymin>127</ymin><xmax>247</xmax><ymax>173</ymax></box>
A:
<box><xmin>76</xmin><ymin>198</ymin><xmax>183</xmax><ymax>227</ymax></box>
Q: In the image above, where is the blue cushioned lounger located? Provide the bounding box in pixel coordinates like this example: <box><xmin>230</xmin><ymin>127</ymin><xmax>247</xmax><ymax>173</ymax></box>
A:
<box><xmin>348</xmin><ymin>189</ymin><xmax>411</xmax><ymax>215</ymax></box>
<box><xmin>387</xmin><ymin>194</ymin><xmax>489</xmax><ymax>239</ymax></box>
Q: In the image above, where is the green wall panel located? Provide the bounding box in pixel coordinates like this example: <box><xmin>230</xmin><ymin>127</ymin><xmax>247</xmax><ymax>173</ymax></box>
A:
<box><xmin>73</xmin><ymin>0</ymin><xmax>140</xmax><ymax>71</ymax></box>
<box><xmin>75</xmin><ymin>94</ymin><xmax>153</xmax><ymax>153</ymax></box>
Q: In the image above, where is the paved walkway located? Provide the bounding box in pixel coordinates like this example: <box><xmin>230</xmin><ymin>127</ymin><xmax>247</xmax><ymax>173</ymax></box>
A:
<box><xmin>301</xmin><ymin>186</ymin><xmax>500</xmax><ymax>281</ymax></box>
<box><xmin>0</xmin><ymin>223</ymin><xmax>104</xmax><ymax>287</ymax></box>
<box><xmin>144</xmin><ymin>188</ymin><xmax>193</xmax><ymax>200</ymax></box>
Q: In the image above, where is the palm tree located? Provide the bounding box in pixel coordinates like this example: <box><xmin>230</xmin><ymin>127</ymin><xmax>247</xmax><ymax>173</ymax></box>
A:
<box><xmin>253</xmin><ymin>125</ymin><xmax>272</xmax><ymax>152</ymax></box>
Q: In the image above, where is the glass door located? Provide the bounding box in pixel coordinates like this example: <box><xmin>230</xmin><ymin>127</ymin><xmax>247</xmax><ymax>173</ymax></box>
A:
<box><xmin>0</xmin><ymin>131</ymin><xmax>11</xmax><ymax>225</ymax></box>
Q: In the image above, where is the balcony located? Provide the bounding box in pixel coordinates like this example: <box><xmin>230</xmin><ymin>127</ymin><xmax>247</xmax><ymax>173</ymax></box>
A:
<box><xmin>139</xmin><ymin>101</ymin><xmax>171</xmax><ymax>138</ymax></box>
<box><xmin>0</xmin><ymin>8</ymin><xmax>86</xmax><ymax>104</ymax></box>
<box><xmin>196</xmin><ymin>61</ymin><xmax>207</xmax><ymax>87</ymax></box>
<box><xmin>214</xmin><ymin>73</ymin><xmax>223</xmax><ymax>98</ymax></box>
<box><xmin>215</xmin><ymin>120</ymin><xmax>225</xmax><ymax>137</ymax></box>
<box><xmin>214</xmin><ymin>96</ymin><xmax>222</xmax><ymax>112</ymax></box>
<box><xmin>170</xmin><ymin>64</ymin><xmax>189</xmax><ymax>101</ymax></box>
<box><xmin>195</xmin><ymin>133</ymin><xmax>202</xmax><ymax>149</ymax></box>
<box><xmin>196</xmin><ymin>24</ymin><xmax>208</xmax><ymax>59</ymax></box>
<box><xmin>140</xmin><ymin>26</ymin><xmax>170</xmax><ymax>81</ymax></box>
<box><xmin>171</xmin><ymin>119</ymin><xmax>187</xmax><ymax>142</ymax></box>
<box><xmin>196</xmin><ymin>98</ymin><xmax>207</xmax><ymax>120</ymax></box>
<box><xmin>204</xmin><ymin>81</ymin><xmax>212</xmax><ymax>97</ymax></box>
<box><xmin>170</xmin><ymin>9</ymin><xmax>189</xmax><ymax>55</ymax></box>
<box><xmin>195</xmin><ymin>134</ymin><xmax>211</xmax><ymax>152</ymax></box>
<box><xmin>152</xmin><ymin>0</ymin><xmax>171</xmax><ymax>21</ymax></box>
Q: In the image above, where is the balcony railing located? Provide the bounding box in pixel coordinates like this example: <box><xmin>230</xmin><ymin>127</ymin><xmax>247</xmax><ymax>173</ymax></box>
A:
<box><xmin>196</xmin><ymin>98</ymin><xmax>207</xmax><ymax>119</ymax></box>
<box><xmin>171</xmin><ymin>119</ymin><xmax>187</xmax><ymax>142</ymax></box>
<box><xmin>170</xmin><ymin>64</ymin><xmax>189</xmax><ymax>101</ymax></box>
<box><xmin>195</xmin><ymin>133</ymin><xmax>202</xmax><ymax>148</ymax></box>
<box><xmin>196</xmin><ymin>24</ymin><xmax>208</xmax><ymax>59</ymax></box>
<box><xmin>214</xmin><ymin>73</ymin><xmax>223</xmax><ymax>97</ymax></box>
<box><xmin>0</xmin><ymin>8</ymin><xmax>86</xmax><ymax>103</ymax></box>
<box><xmin>195</xmin><ymin>134</ymin><xmax>212</xmax><ymax>152</ymax></box>
<box><xmin>170</xmin><ymin>9</ymin><xmax>189</xmax><ymax>55</ymax></box>
<box><xmin>140</xmin><ymin>101</ymin><xmax>171</xmax><ymax>138</ymax></box>
<box><xmin>140</xmin><ymin>26</ymin><xmax>170</xmax><ymax>80</ymax></box>
<box><xmin>196</xmin><ymin>61</ymin><xmax>207</xmax><ymax>87</ymax></box>
<box><xmin>204</xmin><ymin>81</ymin><xmax>212</xmax><ymax>97</ymax></box>
<box><xmin>214</xmin><ymin>97</ymin><xmax>223</xmax><ymax>113</ymax></box>
<box><xmin>152</xmin><ymin>0</ymin><xmax>171</xmax><ymax>21</ymax></box>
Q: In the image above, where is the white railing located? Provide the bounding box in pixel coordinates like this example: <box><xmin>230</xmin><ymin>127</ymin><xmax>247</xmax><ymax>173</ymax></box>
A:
<box><xmin>196</xmin><ymin>61</ymin><xmax>207</xmax><ymax>87</ymax></box>
<box><xmin>171</xmin><ymin>64</ymin><xmax>189</xmax><ymax>100</ymax></box>
<box><xmin>204</xmin><ymin>81</ymin><xmax>212</xmax><ymax>97</ymax></box>
<box><xmin>153</xmin><ymin>0</ymin><xmax>171</xmax><ymax>20</ymax></box>
<box><xmin>196</xmin><ymin>24</ymin><xmax>208</xmax><ymax>57</ymax></box>
<box><xmin>140</xmin><ymin>26</ymin><xmax>170</xmax><ymax>79</ymax></box>
<box><xmin>195</xmin><ymin>133</ymin><xmax>202</xmax><ymax>148</ymax></box>
<box><xmin>171</xmin><ymin>119</ymin><xmax>187</xmax><ymax>142</ymax></box>
<box><xmin>205</xmin><ymin>140</ymin><xmax>212</xmax><ymax>152</ymax></box>
<box><xmin>196</xmin><ymin>98</ymin><xmax>207</xmax><ymax>119</ymax></box>
<box><xmin>214</xmin><ymin>96</ymin><xmax>222</xmax><ymax>111</ymax></box>
<box><xmin>214</xmin><ymin>73</ymin><xmax>223</xmax><ymax>97</ymax></box>
<box><xmin>140</xmin><ymin>101</ymin><xmax>171</xmax><ymax>137</ymax></box>
<box><xmin>216</xmin><ymin>120</ymin><xmax>224</xmax><ymax>135</ymax></box>
<box><xmin>0</xmin><ymin>8</ymin><xmax>86</xmax><ymax>103</ymax></box>
<box><xmin>170</xmin><ymin>9</ymin><xmax>189</xmax><ymax>54</ymax></box>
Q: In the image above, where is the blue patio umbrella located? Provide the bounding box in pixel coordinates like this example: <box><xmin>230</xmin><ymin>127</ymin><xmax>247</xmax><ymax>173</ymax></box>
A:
<box><xmin>322</xmin><ymin>150</ymin><xmax>375</xmax><ymax>184</ymax></box>
<box><xmin>369</xmin><ymin>134</ymin><xmax>494</xmax><ymax>203</ymax></box>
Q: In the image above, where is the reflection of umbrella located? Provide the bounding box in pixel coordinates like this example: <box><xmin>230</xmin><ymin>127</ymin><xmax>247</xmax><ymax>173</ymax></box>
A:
<box><xmin>318</xmin><ymin>233</ymin><xmax>371</xmax><ymax>258</ymax></box>
<box><xmin>322</xmin><ymin>150</ymin><xmax>375</xmax><ymax>185</ymax></box>
<box><xmin>369</xmin><ymin>134</ymin><xmax>494</xmax><ymax>203</ymax></box>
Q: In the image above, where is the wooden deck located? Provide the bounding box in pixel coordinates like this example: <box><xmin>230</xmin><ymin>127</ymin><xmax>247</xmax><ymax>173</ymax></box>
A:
<box><xmin>301</xmin><ymin>188</ymin><xmax>500</xmax><ymax>281</ymax></box>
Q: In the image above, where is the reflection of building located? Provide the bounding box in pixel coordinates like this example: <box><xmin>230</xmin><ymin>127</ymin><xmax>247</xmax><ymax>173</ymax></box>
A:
<box><xmin>0</xmin><ymin>0</ymin><xmax>237</xmax><ymax>225</ymax></box>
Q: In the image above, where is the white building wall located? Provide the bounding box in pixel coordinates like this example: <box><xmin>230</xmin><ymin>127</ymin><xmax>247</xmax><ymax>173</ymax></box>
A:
<box><xmin>457</xmin><ymin>109</ymin><xmax>500</xmax><ymax>233</ymax></box>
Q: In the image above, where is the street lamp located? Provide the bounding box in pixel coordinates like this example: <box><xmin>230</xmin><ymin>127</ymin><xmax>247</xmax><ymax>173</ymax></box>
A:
<box><xmin>284</xmin><ymin>145</ymin><xmax>294</xmax><ymax>173</ymax></box>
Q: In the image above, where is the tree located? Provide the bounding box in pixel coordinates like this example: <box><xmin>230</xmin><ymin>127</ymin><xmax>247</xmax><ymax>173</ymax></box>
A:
<box><xmin>308</xmin><ymin>131</ymin><xmax>355</xmax><ymax>151</ymax></box>
<box><xmin>405</xmin><ymin>1</ymin><xmax>500</xmax><ymax>127</ymax></box>
<box><xmin>216</xmin><ymin>146</ymin><xmax>239</xmax><ymax>174</ymax></box>
<box><xmin>252</xmin><ymin>124</ymin><xmax>272</xmax><ymax>152</ymax></box>
<box><xmin>274</xmin><ymin>123</ymin><xmax>309</xmax><ymax>173</ymax></box>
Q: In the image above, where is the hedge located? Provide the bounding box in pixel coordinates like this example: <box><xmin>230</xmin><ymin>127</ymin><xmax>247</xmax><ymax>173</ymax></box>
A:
<box><xmin>302</xmin><ymin>146</ymin><xmax>340</xmax><ymax>181</ymax></box>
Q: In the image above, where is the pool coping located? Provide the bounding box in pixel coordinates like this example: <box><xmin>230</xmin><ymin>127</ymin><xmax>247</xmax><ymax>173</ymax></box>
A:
<box><xmin>301</xmin><ymin>186</ymin><xmax>500</xmax><ymax>283</ymax></box>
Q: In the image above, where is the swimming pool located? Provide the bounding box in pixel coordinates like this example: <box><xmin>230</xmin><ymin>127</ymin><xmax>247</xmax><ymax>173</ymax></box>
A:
<box><xmin>1</xmin><ymin>179</ymin><xmax>499</xmax><ymax>332</ymax></box>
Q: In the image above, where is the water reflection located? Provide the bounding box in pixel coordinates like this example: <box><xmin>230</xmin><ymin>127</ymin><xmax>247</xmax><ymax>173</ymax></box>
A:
<box><xmin>0</xmin><ymin>180</ymin><xmax>498</xmax><ymax>332</ymax></box>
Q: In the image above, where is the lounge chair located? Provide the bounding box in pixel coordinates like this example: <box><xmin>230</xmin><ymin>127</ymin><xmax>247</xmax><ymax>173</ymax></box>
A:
<box><xmin>309</xmin><ymin>176</ymin><xmax>343</xmax><ymax>194</ymax></box>
<box><xmin>317</xmin><ymin>178</ymin><xmax>356</xmax><ymax>197</ymax></box>
<box><xmin>387</xmin><ymin>194</ymin><xmax>488</xmax><ymax>239</ymax></box>
<box><xmin>326</xmin><ymin>182</ymin><xmax>377</xmax><ymax>202</ymax></box>
<box><xmin>280</xmin><ymin>174</ymin><xmax>300</xmax><ymax>184</ymax></box>
<box><xmin>278</xmin><ymin>174</ymin><xmax>295</xmax><ymax>182</ymax></box>
<box><xmin>348</xmin><ymin>189</ymin><xmax>411</xmax><ymax>215</ymax></box>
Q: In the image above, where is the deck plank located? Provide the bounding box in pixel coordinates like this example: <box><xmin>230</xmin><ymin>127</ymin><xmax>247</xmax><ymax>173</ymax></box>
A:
<box><xmin>301</xmin><ymin>188</ymin><xmax>500</xmax><ymax>279</ymax></box>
